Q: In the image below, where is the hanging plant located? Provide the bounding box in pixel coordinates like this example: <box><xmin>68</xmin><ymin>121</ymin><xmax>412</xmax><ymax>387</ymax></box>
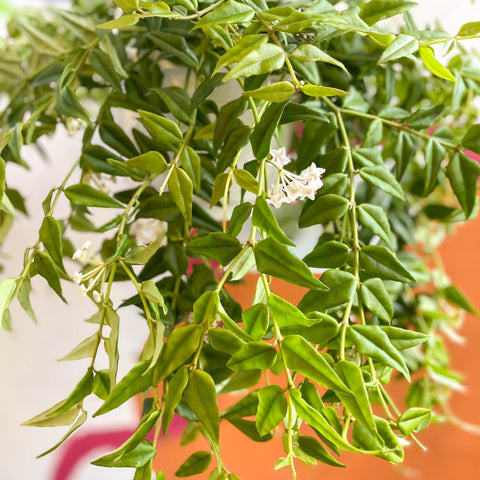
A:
<box><xmin>1</xmin><ymin>0</ymin><xmax>480</xmax><ymax>478</ymax></box>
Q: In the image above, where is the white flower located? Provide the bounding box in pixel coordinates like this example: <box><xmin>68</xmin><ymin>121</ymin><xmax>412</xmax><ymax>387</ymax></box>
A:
<box><xmin>130</xmin><ymin>218</ymin><xmax>165</xmax><ymax>246</ymax></box>
<box><xmin>73</xmin><ymin>271</ymin><xmax>83</xmax><ymax>285</ymax></box>
<box><xmin>269</xmin><ymin>147</ymin><xmax>291</xmax><ymax>168</ymax></box>
<box><xmin>267</xmin><ymin>150</ymin><xmax>325</xmax><ymax>208</ymax></box>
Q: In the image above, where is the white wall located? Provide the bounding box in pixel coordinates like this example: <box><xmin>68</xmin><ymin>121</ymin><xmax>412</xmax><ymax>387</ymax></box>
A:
<box><xmin>0</xmin><ymin>1</ymin><xmax>479</xmax><ymax>480</ymax></box>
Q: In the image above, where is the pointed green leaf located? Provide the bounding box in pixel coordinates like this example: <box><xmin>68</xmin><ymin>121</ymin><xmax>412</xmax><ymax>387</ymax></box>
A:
<box><xmin>196</xmin><ymin>0</ymin><xmax>254</xmax><ymax>29</ymax></box>
<box><xmin>31</xmin><ymin>251</ymin><xmax>66</xmax><ymax>302</ymax></box>
<box><xmin>180</xmin><ymin>146</ymin><xmax>201</xmax><ymax>193</ymax></box>
<box><xmin>252</xmin><ymin>196</ymin><xmax>295</xmax><ymax>246</ymax></box>
<box><xmin>419</xmin><ymin>46</ymin><xmax>456</xmax><ymax>82</ymax></box>
<box><xmin>97</xmin><ymin>14</ymin><xmax>140</xmax><ymax>29</ymax></box>
<box><xmin>153</xmin><ymin>323</ymin><xmax>203</xmax><ymax>384</ymax></box>
<box><xmin>446</xmin><ymin>153</ymin><xmax>480</xmax><ymax>217</ymax></box>
<box><xmin>297</xmin><ymin>436</ymin><xmax>345</xmax><ymax>468</ymax></box>
<box><xmin>254</xmin><ymin>238</ymin><xmax>326</xmax><ymax>289</ymax></box>
<box><xmin>407</xmin><ymin>105</ymin><xmax>444</xmax><ymax>129</ymax></box>
<box><xmin>137</xmin><ymin>110</ymin><xmax>183</xmax><ymax>149</ymax></box>
<box><xmin>357</xmin><ymin>204</ymin><xmax>393</xmax><ymax>248</ymax></box>
<box><xmin>379</xmin><ymin>326</ymin><xmax>429</xmax><ymax>350</ymax></box>
<box><xmin>175</xmin><ymin>451</ymin><xmax>212</xmax><ymax>477</ymax></box>
<box><xmin>59</xmin><ymin>333</ymin><xmax>98</xmax><ymax>361</ymax></box>
<box><xmin>193</xmin><ymin>290</ymin><xmax>219</xmax><ymax>325</ymax></box>
<box><xmin>187</xmin><ymin>232</ymin><xmax>242</xmax><ymax>266</ymax></box>
<box><xmin>359</xmin><ymin>166</ymin><xmax>404</xmax><ymax>200</ymax></box>
<box><xmin>22</xmin><ymin>401</ymin><xmax>80</xmax><ymax>427</ymax></box>
<box><xmin>162</xmin><ymin>367</ymin><xmax>189</xmax><ymax>434</ymax></box>
<box><xmin>360</xmin><ymin>245</ymin><xmax>414</xmax><ymax>282</ymax></box>
<box><xmin>0</xmin><ymin>277</ymin><xmax>16</xmax><ymax>330</ymax></box>
<box><xmin>360</xmin><ymin>0</ymin><xmax>417</xmax><ymax>26</ymax></box>
<box><xmin>125</xmin><ymin>151</ymin><xmax>168</xmax><ymax>175</ymax></box>
<box><xmin>457</xmin><ymin>21</ymin><xmax>480</xmax><ymax>38</ymax></box>
<box><xmin>303</xmin><ymin>241</ymin><xmax>349</xmax><ymax>268</ymax></box>
<box><xmin>244</xmin><ymin>82</ymin><xmax>295</xmax><ymax>103</ymax></box>
<box><xmin>53</xmin><ymin>368</ymin><xmax>94</xmax><ymax>415</ymax></box>
<box><xmin>378</xmin><ymin>34</ymin><xmax>418</xmax><ymax>64</ymax></box>
<box><xmin>91</xmin><ymin>440</ymin><xmax>156</xmax><ymax>467</ymax></box>
<box><xmin>299</xmin><ymin>194</ymin><xmax>350</xmax><ymax>228</ymax></box>
<box><xmin>227</xmin><ymin>342</ymin><xmax>276</xmax><ymax>371</ymax></box>
<box><xmin>94</xmin><ymin>361</ymin><xmax>152</xmax><ymax>416</ymax></box>
<box><xmin>168</xmin><ymin>167</ymin><xmax>193</xmax><ymax>225</ymax></box>
<box><xmin>223</xmin><ymin>43</ymin><xmax>285</xmax><ymax>82</ymax></box>
<box><xmin>461</xmin><ymin>124</ymin><xmax>480</xmax><ymax>154</ymax></box>
<box><xmin>282</xmin><ymin>335</ymin><xmax>352</xmax><ymax>394</ymax></box>
<box><xmin>301</xmin><ymin>84</ymin><xmax>348</xmax><ymax>97</ymax></box>
<box><xmin>360</xmin><ymin>278</ymin><xmax>393</xmax><ymax>322</ymax></box>
<box><xmin>349</xmin><ymin>324</ymin><xmax>410</xmax><ymax>379</ymax></box>
<box><xmin>242</xmin><ymin>303</ymin><xmax>269</xmax><ymax>341</ymax></box>
<box><xmin>256</xmin><ymin>385</ymin><xmax>287</xmax><ymax>436</ymax></box>
<box><xmin>398</xmin><ymin>407</ymin><xmax>431</xmax><ymax>435</ymax></box>
<box><xmin>423</xmin><ymin>138</ymin><xmax>445</xmax><ymax>195</ymax></box>
<box><xmin>184</xmin><ymin>369</ymin><xmax>220</xmax><ymax>444</ymax></box>
<box><xmin>65</xmin><ymin>184</ymin><xmax>122</xmax><ymax>208</ymax></box>
<box><xmin>290</xmin><ymin>44</ymin><xmax>349</xmax><ymax>76</ymax></box>
<box><xmin>233</xmin><ymin>169</ymin><xmax>259</xmax><ymax>194</ymax></box>
<box><xmin>39</xmin><ymin>216</ymin><xmax>64</xmax><ymax>270</ymax></box>
<box><xmin>215</xmin><ymin>34</ymin><xmax>268</xmax><ymax>73</ymax></box>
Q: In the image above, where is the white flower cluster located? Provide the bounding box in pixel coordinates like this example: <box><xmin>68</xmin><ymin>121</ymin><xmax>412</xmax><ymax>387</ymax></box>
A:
<box><xmin>268</xmin><ymin>147</ymin><xmax>325</xmax><ymax>208</ymax></box>
<box><xmin>129</xmin><ymin>218</ymin><xmax>165</xmax><ymax>246</ymax></box>
<box><xmin>72</xmin><ymin>240</ymin><xmax>104</xmax><ymax>303</ymax></box>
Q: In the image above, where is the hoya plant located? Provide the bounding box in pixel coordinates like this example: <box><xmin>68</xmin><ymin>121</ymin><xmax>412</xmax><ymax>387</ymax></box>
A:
<box><xmin>1</xmin><ymin>0</ymin><xmax>480</xmax><ymax>478</ymax></box>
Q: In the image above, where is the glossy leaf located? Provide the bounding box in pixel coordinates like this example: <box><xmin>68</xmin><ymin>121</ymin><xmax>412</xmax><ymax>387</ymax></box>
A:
<box><xmin>175</xmin><ymin>451</ymin><xmax>212</xmax><ymax>477</ymax></box>
<box><xmin>163</xmin><ymin>367</ymin><xmax>189</xmax><ymax>434</ymax></box>
<box><xmin>168</xmin><ymin>167</ymin><xmax>193</xmax><ymax>225</ymax></box>
<box><xmin>359</xmin><ymin>166</ymin><xmax>404</xmax><ymax>200</ymax></box>
<box><xmin>297</xmin><ymin>436</ymin><xmax>345</xmax><ymax>468</ymax></box>
<box><xmin>378</xmin><ymin>34</ymin><xmax>418</xmax><ymax>64</ymax></box>
<box><xmin>299</xmin><ymin>194</ymin><xmax>350</xmax><ymax>228</ymax></box>
<box><xmin>398</xmin><ymin>407</ymin><xmax>431</xmax><ymax>435</ymax></box>
<box><xmin>233</xmin><ymin>169</ymin><xmax>259</xmax><ymax>194</ymax></box>
<box><xmin>227</xmin><ymin>342</ymin><xmax>277</xmax><ymax>371</ymax></box>
<box><xmin>125</xmin><ymin>151</ymin><xmax>168</xmax><ymax>175</ymax></box>
<box><xmin>360</xmin><ymin>278</ymin><xmax>393</xmax><ymax>322</ymax></box>
<box><xmin>196</xmin><ymin>0</ymin><xmax>254</xmax><ymax>29</ymax></box>
<box><xmin>301</xmin><ymin>84</ymin><xmax>348</xmax><ymax>97</ymax></box>
<box><xmin>423</xmin><ymin>138</ymin><xmax>445</xmax><ymax>196</ymax></box>
<box><xmin>64</xmin><ymin>184</ymin><xmax>122</xmax><ymax>208</ymax></box>
<box><xmin>379</xmin><ymin>326</ymin><xmax>429</xmax><ymax>350</ymax></box>
<box><xmin>303</xmin><ymin>241</ymin><xmax>349</xmax><ymax>268</ymax></box>
<box><xmin>357</xmin><ymin>204</ymin><xmax>393</xmax><ymax>248</ymax></box>
<box><xmin>92</xmin><ymin>440</ymin><xmax>156</xmax><ymax>468</ymax></box>
<box><xmin>59</xmin><ymin>333</ymin><xmax>97</xmax><ymax>361</ymax></box>
<box><xmin>252</xmin><ymin>196</ymin><xmax>294</xmax><ymax>246</ymax></box>
<box><xmin>184</xmin><ymin>369</ymin><xmax>220</xmax><ymax>444</ymax></box>
<box><xmin>360</xmin><ymin>0</ymin><xmax>417</xmax><ymax>26</ymax></box>
<box><xmin>349</xmin><ymin>324</ymin><xmax>410</xmax><ymax>379</ymax></box>
<box><xmin>242</xmin><ymin>303</ymin><xmax>269</xmax><ymax>341</ymax></box>
<box><xmin>256</xmin><ymin>385</ymin><xmax>287</xmax><ymax>436</ymax></box>
<box><xmin>39</xmin><ymin>216</ymin><xmax>64</xmax><ymax>270</ymax></box>
<box><xmin>254</xmin><ymin>238</ymin><xmax>326</xmax><ymax>289</ymax></box>
<box><xmin>419</xmin><ymin>46</ymin><xmax>456</xmax><ymax>82</ymax></box>
<box><xmin>446</xmin><ymin>153</ymin><xmax>480</xmax><ymax>217</ymax></box>
<box><xmin>244</xmin><ymin>82</ymin><xmax>295</xmax><ymax>102</ymax></box>
<box><xmin>359</xmin><ymin>245</ymin><xmax>415</xmax><ymax>283</ymax></box>
<box><xmin>187</xmin><ymin>232</ymin><xmax>242</xmax><ymax>266</ymax></box>
<box><xmin>282</xmin><ymin>335</ymin><xmax>351</xmax><ymax>394</ymax></box>
<box><xmin>193</xmin><ymin>291</ymin><xmax>219</xmax><ymax>325</ymax></box>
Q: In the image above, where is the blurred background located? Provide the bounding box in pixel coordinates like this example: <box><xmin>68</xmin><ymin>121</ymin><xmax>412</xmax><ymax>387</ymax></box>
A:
<box><xmin>0</xmin><ymin>1</ymin><xmax>480</xmax><ymax>479</ymax></box>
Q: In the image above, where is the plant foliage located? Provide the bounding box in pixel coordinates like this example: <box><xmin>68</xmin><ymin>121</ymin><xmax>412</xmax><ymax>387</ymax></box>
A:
<box><xmin>1</xmin><ymin>0</ymin><xmax>480</xmax><ymax>478</ymax></box>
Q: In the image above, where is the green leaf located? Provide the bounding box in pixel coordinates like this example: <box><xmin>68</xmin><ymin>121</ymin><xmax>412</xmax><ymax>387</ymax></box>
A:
<box><xmin>0</xmin><ymin>277</ymin><xmax>16</xmax><ymax>330</ymax></box>
<box><xmin>153</xmin><ymin>86</ymin><xmax>192</xmax><ymax>124</ymax></box>
<box><xmin>360</xmin><ymin>245</ymin><xmax>415</xmax><ymax>283</ymax></box>
<box><xmin>113</xmin><ymin>0</ymin><xmax>137</xmax><ymax>12</ymax></box>
<box><xmin>89</xmin><ymin>49</ymin><xmax>123</xmax><ymax>92</ymax></box>
<box><xmin>148</xmin><ymin>32</ymin><xmax>198</xmax><ymax>69</ymax></box>
<box><xmin>298</xmin><ymin>270</ymin><xmax>357</xmax><ymax>313</ymax></box>
<box><xmin>407</xmin><ymin>105</ymin><xmax>444</xmax><ymax>129</ymax></box>
<box><xmin>37</xmin><ymin>410</ymin><xmax>88</xmax><ymax>458</ymax></box>
<box><xmin>440</xmin><ymin>285</ymin><xmax>476</xmax><ymax>313</ymax></box>
<box><xmin>209</xmin><ymin>328</ymin><xmax>245</xmax><ymax>354</ymax></box>
<box><xmin>357</xmin><ymin>204</ymin><xmax>393</xmax><ymax>248</ymax></box>
<box><xmin>256</xmin><ymin>385</ymin><xmax>287</xmax><ymax>436</ymax></box>
<box><xmin>301</xmin><ymin>84</ymin><xmax>348</xmax><ymax>97</ymax></box>
<box><xmin>252</xmin><ymin>196</ymin><xmax>294</xmax><ymax>246</ymax></box>
<box><xmin>56</xmin><ymin>87</ymin><xmax>91</xmax><ymax>125</ymax></box>
<box><xmin>31</xmin><ymin>251</ymin><xmax>66</xmax><ymax>302</ymax></box>
<box><xmin>22</xmin><ymin>400</ymin><xmax>80</xmax><ymax>427</ymax></box>
<box><xmin>163</xmin><ymin>367</ymin><xmax>189</xmax><ymax>434</ymax></box>
<box><xmin>360</xmin><ymin>278</ymin><xmax>393</xmax><ymax>322</ymax></box>
<box><xmin>175</xmin><ymin>451</ymin><xmax>212</xmax><ymax>477</ymax></box>
<box><xmin>17</xmin><ymin>277</ymin><xmax>36</xmax><ymax>322</ymax></box>
<box><xmin>193</xmin><ymin>291</ymin><xmax>219</xmax><ymax>325</ymax></box>
<box><xmin>187</xmin><ymin>232</ymin><xmax>242</xmax><ymax>266</ymax></box>
<box><xmin>360</xmin><ymin>0</ymin><xmax>417</xmax><ymax>26</ymax></box>
<box><xmin>153</xmin><ymin>323</ymin><xmax>203</xmax><ymax>384</ymax></box>
<box><xmin>363</xmin><ymin>118</ymin><xmax>383</xmax><ymax>148</ymax></box>
<box><xmin>180</xmin><ymin>147</ymin><xmax>201</xmax><ymax>193</ymax></box>
<box><xmin>423</xmin><ymin>138</ymin><xmax>445</xmax><ymax>195</ymax></box>
<box><xmin>335</xmin><ymin>361</ymin><xmax>377</xmax><ymax>432</ymax></box>
<box><xmin>39</xmin><ymin>216</ymin><xmax>64</xmax><ymax>270</ymax></box>
<box><xmin>244</xmin><ymin>82</ymin><xmax>295</xmax><ymax>102</ymax></box>
<box><xmin>227</xmin><ymin>342</ymin><xmax>277</xmax><ymax>371</ymax></box>
<box><xmin>446</xmin><ymin>153</ymin><xmax>480</xmax><ymax>217</ymax></box>
<box><xmin>303</xmin><ymin>241</ymin><xmax>349</xmax><ymax>268</ymax></box>
<box><xmin>91</xmin><ymin>440</ymin><xmax>156</xmax><ymax>468</ymax></box>
<box><xmin>282</xmin><ymin>335</ymin><xmax>351</xmax><ymax>394</ymax></box>
<box><xmin>289</xmin><ymin>389</ymin><xmax>356</xmax><ymax>453</ymax></box>
<box><xmin>419</xmin><ymin>46</ymin><xmax>456</xmax><ymax>82</ymax></box>
<box><xmin>59</xmin><ymin>333</ymin><xmax>98</xmax><ymax>361</ymax></box>
<box><xmin>254</xmin><ymin>238</ymin><xmax>326</xmax><ymax>289</ymax></box>
<box><xmin>299</xmin><ymin>194</ymin><xmax>350</xmax><ymax>228</ymax></box>
<box><xmin>398</xmin><ymin>407</ymin><xmax>431</xmax><ymax>435</ymax></box>
<box><xmin>268</xmin><ymin>294</ymin><xmax>310</xmax><ymax>329</ymax></box>
<box><xmin>297</xmin><ymin>436</ymin><xmax>345</xmax><ymax>468</ymax></box>
<box><xmin>125</xmin><ymin>151</ymin><xmax>168</xmax><ymax>175</ymax></box>
<box><xmin>223</xmin><ymin>43</ymin><xmax>285</xmax><ymax>82</ymax></box>
<box><xmin>94</xmin><ymin>361</ymin><xmax>152</xmax><ymax>416</ymax></box>
<box><xmin>96</xmin><ymin>13</ymin><xmax>140</xmax><ymax>29</ymax></box>
<box><xmin>379</xmin><ymin>326</ymin><xmax>429</xmax><ymax>350</ymax></box>
<box><xmin>349</xmin><ymin>325</ymin><xmax>410</xmax><ymax>379</ymax></box>
<box><xmin>137</xmin><ymin>110</ymin><xmax>183</xmax><ymax>149</ymax></box>
<box><xmin>461</xmin><ymin>124</ymin><xmax>480</xmax><ymax>154</ymax></box>
<box><xmin>378</xmin><ymin>34</ymin><xmax>418</xmax><ymax>64</ymax></box>
<box><xmin>359</xmin><ymin>166</ymin><xmax>404</xmax><ymax>200</ymax></box>
<box><xmin>233</xmin><ymin>169</ymin><xmax>259</xmax><ymax>194</ymax></box>
<box><xmin>250</xmin><ymin>101</ymin><xmax>287</xmax><ymax>160</ymax></box>
<box><xmin>290</xmin><ymin>44</ymin><xmax>349</xmax><ymax>76</ymax></box>
<box><xmin>184</xmin><ymin>369</ymin><xmax>220</xmax><ymax>444</ymax></box>
<box><xmin>242</xmin><ymin>303</ymin><xmax>269</xmax><ymax>341</ymax></box>
<box><xmin>196</xmin><ymin>0</ymin><xmax>254</xmax><ymax>29</ymax></box>
<box><xmin>64</xmin><ymin>184</ymin><xmax>122</xmax><ymax>208</ymax></box>
<box><xmin>168</xmin><ymin>167</ymin><xmax>193</xmax><ymax>225</ymax></box>
<box><xmin>124</xmin><ymin>235</ymin><xmax>165</xmax><ymax>265</ymax></box>
<box><xmin>457</xmin><ymin>21</ymin><xmax>480</xmax><ymax>37</ymax></box>
<box><xmin>214</xmin><ymin>97</ymin><xmax>248</xmax><ymax>152</ymax></box>
<box><xmin>215</xmin><ymin>34</ymin><xmax>268</xmax><ymax>73</ymax></box>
